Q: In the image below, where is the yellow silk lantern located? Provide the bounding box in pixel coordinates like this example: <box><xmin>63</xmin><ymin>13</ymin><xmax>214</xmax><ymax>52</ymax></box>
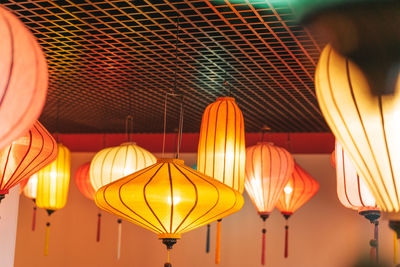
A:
<box><xmin>36</xmin><ymin>143</ymin><xmax>70</xmax><ymax>212</ymax></box>
<box><xmin>315</xmin><ymin>44</ymin><xmax>400</xmax><ymax>215</ymax></box>
<box><xmin>90</xmin><ymin>142</ymin><xmax>156</xmax><ymax>191</ymax></box>
<box><xmin>95</xmin><ymin>158</ymin><xmax>244</xmax><ymax>265</ymax></box>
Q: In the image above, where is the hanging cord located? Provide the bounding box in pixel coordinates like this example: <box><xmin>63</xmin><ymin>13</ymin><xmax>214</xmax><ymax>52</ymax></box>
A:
<box><xmin>394</xmin><ymin>231</ymin><xmax>398</xmax><ymax>265</ymax></box>
<box><xmin>287</xmin><ymin>133</ymin><xmax>292</xmax><ymax>153</ymax></box>
<box><xmin>215</xmin><ymin>219</ymin><xmax>222</xmax><ymax>264</ymax></box>
<box><xmin>284</xmin><ymin>218</ymin><xmax>289</xmax><ymax>258</ymax></box>
<box><xmin>175</xmin><ymin>96</ymin><xmax>184</xmax><ymax>159</ymax></box>
<box><xmin>117</xmin><ymin>219</ymin><xmax>122</xmax><ymax>260</ymax></box>
<box><xmin>261</xmin><ymin>219</ymin><xmax>266</xmax><ymax>265</ymax></box>
<box><xmin>370</xmin><ymin>221</ymin><xmax>379</xmax><ymax>264</ymax></box>
<box><xmin>162</xmin><ymin>93</ymin><xmax>168</xmax><ymax>157</ymax></box>
<box><xmin>55</xmin><ymin>97</ymin><xmax>60</xmax><ymax>142</ymax></box>
<box><xmin>32</xmin><ymin>203</ymin><xmax>37</xmax><ymax>231</ymax></box>
<box><xmin>164</xmin><ymin>249</ymin><xmax>172</xmax><ymax>267</ymax></box>
<box><xmin>125</xmin><ymin>115</ymin><xmax>133</xmax><ymax>142</ymax></box>
<box><xmin>206</xmin><ymin>224</ymin><xmax>211</xmax><ymax>253</ymax></box>
<box><xmin>260</xmin><ymin>126</ymin><xmax>271</xmax><ymax>142</ymax></box>
<box><xmin>96</xmin><ymin>213</ymin><xmax>102</xmax><ymax>242</ymax></box>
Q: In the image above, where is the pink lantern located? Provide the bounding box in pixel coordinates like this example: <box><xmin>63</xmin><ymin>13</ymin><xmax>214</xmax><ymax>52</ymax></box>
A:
<box><xmin>0</xmin><ymin>6</ymin><xmax>48</xmax><ymax>149</ymax></box>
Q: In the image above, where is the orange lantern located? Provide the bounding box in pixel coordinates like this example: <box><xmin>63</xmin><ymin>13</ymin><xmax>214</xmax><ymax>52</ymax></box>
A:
<box><xmin>245</xmin><ymin>142</ymin><xmax>294</xmax><ymax>265</ymax></box>
<box><xmin>276</xmin><ymin>164</ymin><xmax>319</xmax><ymax>258</ymax></box>
<box><xmin>197</xmin><ymin>96</ymin><xmax>245</xmax><ymax>262</ymax></box>
<box><xmin>0</xmin><ymin>6</ymin><xmax>48</xmax><ymax>150</ymax></box>
<box><xmin>75</xmin><ymin>162</ymin><xmax>102</xmax><ymax>242</ymax></box>
<box><xmin>334</xmin><ymin>141</ymin><xmax>380</xmax><ymax>262</ymax></box>
<box><xmin>20</xmin><ymin>173</ymin><xmax>39</xmax><ymax>231</ymax></box>
<box><xmin>0</xmin><ymin>121</ymin><xmax>57</xmax><ymax>201</ymax></box>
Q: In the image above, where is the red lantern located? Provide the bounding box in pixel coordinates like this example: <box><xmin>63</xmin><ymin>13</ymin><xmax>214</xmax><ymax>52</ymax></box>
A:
<box><xmin>0</xmin><ymin>7</ymin><xmax>48</xmax><ymax>150</ymax></box>
<box><xmin>75</xmin><ymin>162</ymin><xmax>101</xmax><ymax>242</ymax></box>
<box><xmin>245</xmin><ymin>142</ymin><xmax>294</xmax><ymax>265</ymax></box>
<box><xmin>0</xmin><ymin>121</ymin><xmax>57</xmax><ymax>201</ymax></box>
<box><xmin>276</xmin><ymin>164</ymin><xmax>319</xmax><ymax>258</ymax></box>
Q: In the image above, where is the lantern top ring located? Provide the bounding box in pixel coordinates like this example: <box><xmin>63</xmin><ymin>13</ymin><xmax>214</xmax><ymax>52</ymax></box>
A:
<box><xmin>158</xmin><ymin>233</ymin><xmax>181</xmax><ymax>240</ymax></box>
<box><xmin>216</xmin><ymin>96</ymin><xmax>235</xmax><ymax>101</ymax></box>
<box><xmin>156</xmin><ymin>158</ymin><xmax>184</xmax><ymax>164</ymax></box>
<box><xmin>120</xmin><ymin>142</ymin><xmax>137</xmax><ymax>146</ymax></box>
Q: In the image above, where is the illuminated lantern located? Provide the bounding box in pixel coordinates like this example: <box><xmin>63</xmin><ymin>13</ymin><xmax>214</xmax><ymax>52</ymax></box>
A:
<box><xmin>74</xmin><ymin>162</ymin><xmax>102</xmax><ymax>242</ymax></box>
<box><xmin>20</xmin><ymin>173</ymin><xmax>39</xmax><ymax>231</ymax></box>
<box><xmin>95</xmin><ymin>158</ymin><xmax>244</xmax><ymax>267</ymax></box>
<box><xmin>0</xmin><ymin>6</ymin><xmax>48</xmax><ymax>150</ymax></box>
<box><xmin>90</xmin><ymin>142</ymin><xmax>156</xmax><ymax>191</ymax></box>
<box><xmin>276</xmin><ymin>164</ymin><xmax>319</xmax><ymax>258</ymax></box>
<box><xmin>245</xmin><ymin>142</ymin><xmax>294</xmax><ymax>265</ymax></box>
<box><xmin>0</xmin><ymin>121</ymin><xmax>57</xmax><ymax>201</ymax></box>
<box><xmin>334</xmin><ymin>141</ymin><xmax>380</xmax><ymax>262</ymax></box>
<box><xmin>197</xmin><ymin>96</ymin><xmax>245</xmax><ymax>263</ymax></box>
<box><xmin>36</xmin><ymin>143</ymin><xmax>71</xmax><ymax>256</ymax></box>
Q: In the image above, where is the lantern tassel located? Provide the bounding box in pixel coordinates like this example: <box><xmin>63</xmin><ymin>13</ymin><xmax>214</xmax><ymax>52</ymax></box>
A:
<box><xmin>96</xmin><ymin>213</ymin><xmax>101</xmax><ymax>242</ymax></box>
<box><xmin>261</xmin><ymin>228</ymin><xmax>266</xmax><ymax>265</ymax></box>
<box><xmin>117</xmin><ymin>219</ymin><xmax>122</xmax><ymax>260</ymax></box>
<box><xmin>215</xmin><ymin>219</ymin><xmax>222</xmax><ymax>264</ymax></box>
<box><xmin>206</xmin><ymin>224</ymin><xmax>210</xmax><ymax>253</ymax></box>
<box><xmin>285</xmin><ymin>224</ymin><xmax>289</xmax><ymax>258</ymax></box>
<box><xmin>44</xmin><ymin>222</ymin><xmax>50</xmax><ymax>256</ymax></box>
<box><xmin>164</xmin><ymin>249</ymin><xmax>172</xmax><ymax>267</ymax></box>
<box><xmin>370</xmin><ymin>221</ymin><xmax>379</xmax><ymax>264</ymax></box>
<box><xmin>32</xmin><ymin>206</ymin><xmax>37</xmax><ymax>231</ymax></box>
<box><xmin>394</xmin><ymin>231</ymin><xmax>398</xmax><ymax>265</ymax></box>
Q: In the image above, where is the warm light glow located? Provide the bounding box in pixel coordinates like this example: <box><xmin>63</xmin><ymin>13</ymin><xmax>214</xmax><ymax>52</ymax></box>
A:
<box><xmin>0</xmin><ymin>6</ymin><xmax>48</xmax><ymax>150</ymax></box>
<box><xmin>90</xmin><ymin>142</ymin><xmax>156</xmax><ymax>191</ymax></box>
<box><xmin>95</xmin><ymin>158</ymin><xmax>244</xmax><ymax>239</ymax></box>
<box><xmin>334</xmin><ymin>141</ymin><xmax>377</xmax><ymax>211</ymax></box>
<box><xmin>20</xmin><ymin>173</ymin><xmax>38</xmax><ymax>199</ymax></box>
<box><xmin>197</xmin><ymin>97</ymin><xmax>246</xmax><ymax>193</ymax></box>
<box><xmin>245</xmin><ymin>142</ymin><xmax>294</xmax><ymax>215</ymax></box>
<box><xmin>36</xmin><ymin>143</ymin><xmax>71</xmax><ymax>211</ymax></box>
<box><xmin>276</xmin><ymin>164</ymin><xmax>319</xmax><ymax>215</ymax></box>
<box><xmin>315</xmin><ymin>44</ymin><xmax>400</xmax><ymax>213</ymax></box>
<box><xmin>74</xmin><ymin>162</ymin><xmax>96</xmax><ymax>200</ymax></box>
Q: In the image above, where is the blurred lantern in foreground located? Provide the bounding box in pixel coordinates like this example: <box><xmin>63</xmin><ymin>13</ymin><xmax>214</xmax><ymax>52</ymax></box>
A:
<box><xmin>0</xmin><ymin>121</ymin><xmax>57</xmax><ymax>202</ymax></box>
<box><xmin>245</xmin><ymin>142</ymin><xmax>294</xmax><ymax>265</ymax></box>
<box><xmin>333</xmin><ymin>141</ymin><xmax>380</xmax><ymax>263</ymax></box>
<box><xmin>36</xmin><ymin>143</ymin><xmax>71</xmax><ymax>256</ymax></box>
<box><xmin>90</xmin><ymin>141</ymin><xmax>156</xmax><ymax>258</ymax></box>
<box><xmin>276</xmin><ymin>164</ymin><xmax>319</xmax><ymax>258</ymax></box>
<box><xmin>75</xmin><ymin>162</ymin><xmax>102</xmax><ymax>242</ymax></box>
<box><xmin>197</xmin><ymin>96</ymin><xmax>246</xmax><ymax>262</ymax></box>
<box><xmin>20</xmin><ymin>173</ymin><xmax>39</xmax><ymax>231</ymax></box>
<box><xmin>0</xmin><ymin>6</ymin><xmax>48</xmax><ymax>150</ymax></box>
<box><xmin>95</xmin><ymin>158</ymin><xmax>244</xmax><ymax>267</ymax></box>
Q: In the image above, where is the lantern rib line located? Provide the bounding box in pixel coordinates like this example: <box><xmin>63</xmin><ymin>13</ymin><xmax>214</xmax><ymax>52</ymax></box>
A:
<box><xmin>357</xmin><ymin>174</ymin><xmax>366</xmax><ymax>207</ymax></box>
<box><xmin>345</xmin><ymin>59</ymin><xmax>391</xmax><ymax>209</ymax></box>
<box><xmin>199</xmin><ymin>105</ymin><xmax>210</xmax><ymax>175</ymax></box>
<box><xmin>168</xmin><ymin>163</ymin><xmax>174</xmax><ymax>233</ymax></box>
<box><xmin>238</xmin><ymin>109</ymin><xmax>244</xmax><ymax>192</ymax></box>
<box><xmin>172</xmin><ymin>164</ymin><xmax>199</xmax><ymax>234</ymax></box>
<box><xmin>378</xmin><ymin>96</ymin><xmax>400</xmax><ymax>208</ymax></box>
<box><xmin>260</xmin><ymin>144</ymin><xmax>265</xmax><ymax>211</ymax></box>
<box><xmin>143</xmin><ymin>163</ymin><xmax>169</xmax><ymax>233</ymax></box>
<box><xmin>123</xmin><ymin>145</ymin><xmax>129</xmax><ymax>177</ymax></box>
<box><xmin>212</xmin><ymin>101</ymin><xmax>223</xmax><ymax>180</ymax></box>
<box><xmin>222</xmin><ymin>100</ymin><xmax>229</xmax><ymax>187</ymax></box>
<box><xmin>97</xmin><ymin>148</ymin><xmax>113</xmax><ymax>191</ymax></box>
<box><xmin>271</xmin><ymin>150</ymin><xmax>284</xmax><ymax>208</ymax></box>
<box><xmin>0</xmin><ymin>146</ymin><xmax>12</xmax><ymax>189</ymax></box>
<box><xmin>342</xmin><ymin>148</ymin><xmax>354</xmax><ymax>207</ymax></box>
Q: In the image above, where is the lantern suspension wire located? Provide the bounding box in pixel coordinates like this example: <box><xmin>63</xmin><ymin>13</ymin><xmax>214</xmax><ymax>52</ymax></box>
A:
<box><xmin>223</xmin><ymin>70</ymin><xmax>232</xmax><ymax>97</ymax></box>
<box><xmin>125</xmin><ymin>115</ymin><xmax>133</xmax><ymax>142</ymax></box>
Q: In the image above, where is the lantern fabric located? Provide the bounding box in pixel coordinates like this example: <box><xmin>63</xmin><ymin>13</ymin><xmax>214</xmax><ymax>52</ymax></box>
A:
<box><xmin>245</xmin><ymin>142</ymin><xmax>295</xmax><ymax>215</ymax></box>
<box><xmin>20</xmin><ymin>173</ymin><xmax>38</xmax><ymax>199</ymax></box>
<box><xmin>90</xmin><ymin>142</ymin><xmax>156</xmax><ymax>191</ymax></box>
<box><xmin>75</xmin><ymin>162</ymin><xmax>95</xmax><ymax>200</ymax></box>
<box><xmin>315</xmin><ymin>44</ymin><xmax>400</xmax><ymax>213</ymax></box>
<box><xmin>0</xmin><ymin>121</ymin><xmax>57</xmax><ymax>197</ymax></box>
<box><xmin>36</xmin><ymin>143</ymin><xmax>71</xmax><ymax>211</ymax></box>
<box><xmin>276</xmin><ymin>164</ymin><xmax>319</xmax><ymax>215</ymax></box>
<box><xmin>0</xmin><ymin>6</ymin><xmax>48</xmax><ymax>150</ymax></box>
<box><xmin>95</xmin><ymin>158</ymin><xmax>244</xmax><ymax>239</ymax></box>
<box><xmin>197</xmin><ymin>97</ymin><xmax>246</xmax><ymax>193</ymax></box>
<box><xmin>334</xmin><ymin>141</ymin><xmax>377</xmax><ymax>211</ymax></box>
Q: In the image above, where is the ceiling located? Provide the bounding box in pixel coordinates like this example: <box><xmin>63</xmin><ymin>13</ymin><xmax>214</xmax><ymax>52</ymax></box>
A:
<box><xmin>3</xmin><ymin>0</ymin><xmax>328</xmax><ymax>133</ymax></box>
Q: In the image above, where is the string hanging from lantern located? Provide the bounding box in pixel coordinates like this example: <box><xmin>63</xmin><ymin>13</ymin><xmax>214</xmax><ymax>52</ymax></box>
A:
<box><xmin>20</xmin><ymin>174</ymin><xmax>39</xmax><ymax>231</ymax></box>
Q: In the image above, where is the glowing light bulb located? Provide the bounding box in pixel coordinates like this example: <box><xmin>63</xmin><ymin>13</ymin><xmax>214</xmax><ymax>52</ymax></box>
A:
<box><xmin>284</xmin><ymin>186</ymin><xmax>293</xmax><ymax>195</ymax></box>
<box><xmin>50</xmin><ymin>171</ymin><xmax>57</xmax><ymax>179</ymax></box>
<box><xmin>167</xmin><ymin>196</ymin><xmax>181</xmax><ymax>205</ymax></box>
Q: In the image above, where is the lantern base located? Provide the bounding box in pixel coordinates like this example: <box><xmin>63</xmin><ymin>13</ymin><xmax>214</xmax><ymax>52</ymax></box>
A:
<box><xmin>389</xmin><ymin>221</ymin><xmax>400</xmax><ymax>239</ymax></box>
<box><xmin>259</xmin><ymin>213</ymin><xmax>270</xmax><ymax>221</ymax></box>
<box><xmin>162</xmin><ymin>238</ymin><xmax>177</xmax><ymax>250</ymax></box>
<box><xmin>0</xmin><ymin>194</ymin><xmax>5</xmax><ymax>203</ymax></box>
<box><xmin>46</xmin><ymin>209</ymin><xmax>55</xmax><ymax>216</ymax></box>
<box><xmin>359</xmin><ymin>210</ymin><xmax>381</xmax><ymax>224</ymax></box>
<box><xmin>282</xmin><ymin>212</ymin><xmax>292</xmax><ymax>220</ymax></box>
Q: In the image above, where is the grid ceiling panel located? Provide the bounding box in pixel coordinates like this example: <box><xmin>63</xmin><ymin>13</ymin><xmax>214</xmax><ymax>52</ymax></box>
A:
<box><xmin>3</xmin><ymin>0</ymin><xmax>327</xmax><ymax>133</ymax></box>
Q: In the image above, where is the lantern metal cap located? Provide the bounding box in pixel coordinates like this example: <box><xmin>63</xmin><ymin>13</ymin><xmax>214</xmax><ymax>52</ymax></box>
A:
<box><xmin>156</xmin><ymin>158</ymin><xmax>184</xmax><ymax>165</ymax></box>
<box><xmin>158</xmin><ymin>233</ymin><xmax>181</xmax><ymax>240</ymax></box>
<box><xmin>359</xmin><ymin>210</ymin><xmax>381</xmax><ymax>224</ymax></box>
<box><xmin>216</xmin><ymin>96</ymin><xmax>235</xmax><ymax>102</ymax></box>
<box><xmin>120</xmin><ymin>142</ymin><xmax>137</xmax><ymax>146</ymax></box>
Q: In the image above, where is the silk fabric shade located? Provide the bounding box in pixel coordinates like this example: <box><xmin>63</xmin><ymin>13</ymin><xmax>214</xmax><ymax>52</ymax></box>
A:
<box><xmin>197</xmin><ymin>97</ymin><xmax>246</xmax><ymax>193</ymax></box>
<box><xmin>95</xmin><ymin>158</ymin><xmax>244</xmax><ymax>239</ymax></box>
<box><xmin>36</xmin><ymin>143</ymin><xmax>71</xmax><ymax>211</ymax></box>
<box><xmin>334</xmin><ymin>141</ymin><xmax>377</xmax><ymax>211</ymax></box>
<box><xmin>0</xmin><ymin>6</ymin><xmax>48</xmax><ymax>150</ymax></box>
<box><xmin>90</xmin><ymin>142</ymin><xmax>156</xmax><ymax>191</ymax></box>
<box><xmin>315</xmin><ymin>44</ymin><xmax>400</xmax><ymax>214</ymax></box>
<box><xmin>20</xmin><ymin>173</ymin><xmax>38</xmax><ymax>199</ymax></box>
<box><xmin>276</xmin><ymin>164</ymin><xmax>319</xmax><ymax>215</ymax></box>
<box><xmin>0</xmin><ymin>121</ymin><xmax>57</xmax><ymax>196</ymax></box>
<box><xmin>245</xmin><ymin>142</ymin><xmax>294</xmax><ymax>215</ymax></box>
<box><xmin>75</xmin><ymin>162</ymin><xmax>95</xmax><ymax>200</ymax></box>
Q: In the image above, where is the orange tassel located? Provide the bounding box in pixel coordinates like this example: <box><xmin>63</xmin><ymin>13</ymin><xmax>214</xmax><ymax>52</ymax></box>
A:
<box><xmin>215</xmin><ymin>220</ymin><xmax>222</xmax><ymax>264</ymax></box>
<box><xmin>44</xmin><ymin>222</ymin><xmax>50</xmax><ymax>256</ymax></box>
